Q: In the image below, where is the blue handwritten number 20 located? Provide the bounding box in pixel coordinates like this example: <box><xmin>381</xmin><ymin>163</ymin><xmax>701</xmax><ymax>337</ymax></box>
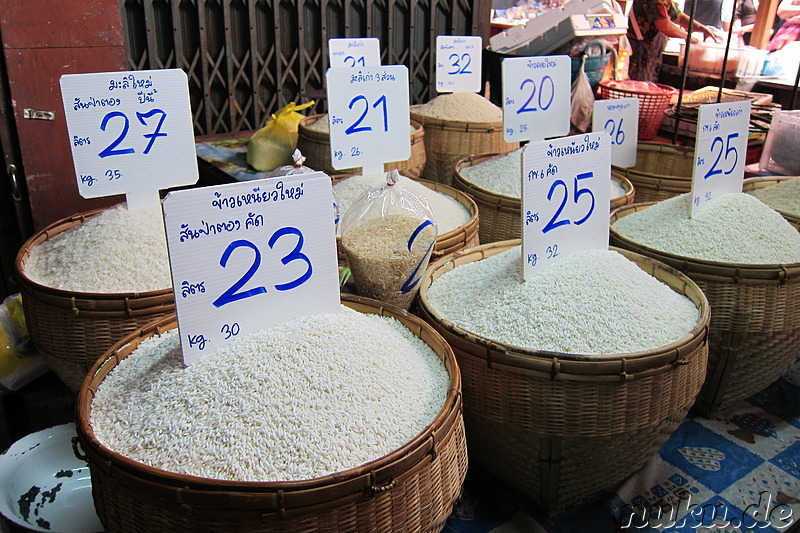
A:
<box><xmin>212</xmin><ymin>227</ymin><xmax>312</xmax><ymax>308</ymax></box>
<box><xmin>98</xmin><ymin>109</ymin><xmax>168</xmax><ymax>158</ymax></box>
<box><xmin>517</xmin><ymin>76</ymin><xmax>555</xmax><ymax>114</ymax></box>
<box><xmin>704</xmin><ymin>133</ymin><xmax>739</xmax><ymax>179</ymax></box>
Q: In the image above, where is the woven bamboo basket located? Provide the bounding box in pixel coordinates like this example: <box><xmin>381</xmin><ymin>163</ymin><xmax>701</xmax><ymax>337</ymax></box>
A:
<box><xmin>612</xmin><ymin>142</ymin><xmax>694</xmax><ymax>202</ymax></box>
<box><xmin>333</xmin><ymin>175</ymin><xmax>480</xmax><ymax>262</ymax></box>
<box><xmin>410</xmin><ymin>105</ymin><xmax>517</xmax><ymax>186</ymax></box>
<box><xmin>454</xmin><ymin>153</ymin><xmax>635</xmax><ymax>244</ymax></box>
<box><xmin>76</xmin><ymin>295</ymin><xmax>467</xmax><ymax>532</ymax></box>
<box><xmin>14</xmin><ymin>207</ymin><xmax>174</xmax><ymax>392</ymax></box>
<box><xmin>297</xmin><ymin>114</ymin><xmax>426</xmax><ymax>178</ymax></box>
<box><xmin>743</xmin><ymin>175</ymin><xmax>800</xmax><ymax>230</ymax></box>
<box><xmin>611</xmin><ymin>203</ymin><xmax>800</xmax><ymax>416</ymax></box>
<box><xmin>417</xmin><ymin>241</ymin><xmax>710</xmax><ymax>514</ymax></box>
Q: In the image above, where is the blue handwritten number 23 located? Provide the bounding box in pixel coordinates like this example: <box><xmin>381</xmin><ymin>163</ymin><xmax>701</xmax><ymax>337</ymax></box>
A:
<box><xmin>98</xmin><ymin>108</ymin><xmax>167</xmax><ymax>158</ymax></box>
<box><xmin>212</xmin><ymin>227</ymin><xmax>312</xmax><ymax>308</ymax></box>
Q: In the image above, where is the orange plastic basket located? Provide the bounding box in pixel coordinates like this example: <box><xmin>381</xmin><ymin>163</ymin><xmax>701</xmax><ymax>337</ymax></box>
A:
<box><xmin>599</xmin><ymin>80</ymin><xmax>679</xmax><ymax>141</ymax></box>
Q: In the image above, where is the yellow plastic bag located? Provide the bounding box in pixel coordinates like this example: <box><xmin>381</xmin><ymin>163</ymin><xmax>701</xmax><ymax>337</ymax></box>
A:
<box><xmin>247</xmin><ymin>101</ymin><xmax>315</xmax><ymax>171</ymax></box>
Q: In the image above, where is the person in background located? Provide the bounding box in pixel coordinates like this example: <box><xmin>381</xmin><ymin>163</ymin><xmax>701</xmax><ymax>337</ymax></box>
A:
<box><xmin>684</xmin><ymin>0</ymin><xmax>726</xmax><ymax>29</ymax></box>
<box><xmin>627</xmin><ymin>0</ymin><xmax>721</xmax><ymax>81</ymax></box>
<box><xmin>768</xmin><ymin>0</ymin><xmax>800</xmax><ymax>50</ymax></box>
<box><xmin>722</xmin><ymin>0</ymin><xmax>784</xmax><ymax>45</ymax></box>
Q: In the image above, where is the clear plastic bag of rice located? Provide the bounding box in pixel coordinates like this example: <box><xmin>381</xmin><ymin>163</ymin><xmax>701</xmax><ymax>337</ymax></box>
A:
<box><xmin>339</xmin><ymin>169</ymin><xmax>438</xmax><ymax>310</ymax></box>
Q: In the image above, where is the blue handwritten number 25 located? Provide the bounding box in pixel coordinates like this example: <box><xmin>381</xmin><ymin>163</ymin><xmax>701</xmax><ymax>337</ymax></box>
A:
<box><xmin>212</xmin><ymin>227</ymin><xmax>312</xmax><ymax>308</ymax></box>
<box><xmin>98</xmin><ymin>109</ymin><xmax>168</xmax><ymax>158</ymax></box>
<box><xmin>704</xmin><ymin>133</ymin><xmax>739</xmax><ymax>179</ymax></box>
<box><xmin>542</xmin><ymin>172</ymin><xmax>595</xmax><ymax>234</ymax></box>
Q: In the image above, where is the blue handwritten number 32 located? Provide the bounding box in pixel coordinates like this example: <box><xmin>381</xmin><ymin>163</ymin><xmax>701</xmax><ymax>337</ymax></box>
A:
<box><xmin>98</xmin><ymin>109</ymin><xmax>167</xmax><ymax>158</ymax></box>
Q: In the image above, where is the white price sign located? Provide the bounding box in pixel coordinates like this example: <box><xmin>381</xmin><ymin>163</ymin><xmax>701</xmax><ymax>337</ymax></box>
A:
<box><xmin>435</xmin><ymin>35</ymin><xmax>482</xmax><ymax>93</ymax></box>
<box><xmin>162</xmin><ymin>173</ymin><xmax>341</xmax><ymax>365</ymax></box>
<box><xmin>592</xmin><ymin>97</ymin><xmax>639</xmax><ymax>168</ymax></box>
<box><xmin>521</xmin><ymin>132</ymin><xmax>611</xmax><ymax>280</ymax></box>
<box><xmin>326</xmin><ymin>65</ymin><xmax>410</xmax><ymax>174</ymax></box>
<box><xmin>502</xmin><ymin>55</ymin><xmax>570</xmax><ymax>143</ymax></box>
<box><xmin>328</xmin><ymin>38</ymin><xmax>382</xmax><ymax>68</ymax></box>
<box><xmin>60</xmin><ymin>69</ymin><xmax>198</xmax><ymax>209</ymax></box>
<box><xmin>691</xmin><ymin>100</ymin><xmax>751</xmax><ymax>217</ymax></box>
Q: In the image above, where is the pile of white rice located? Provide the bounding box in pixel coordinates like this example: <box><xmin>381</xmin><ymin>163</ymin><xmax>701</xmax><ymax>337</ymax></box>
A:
<box><xmin>612</xmin><ymin>193</ymin><xmax>800</xmax><ymax>264</ymax></box>
<box><xmin>334</xmin><ymin>173</ymin><xmax>471</xmax><ymax>235</ymax></box>
<box><xmin>426</xmin><ymin>247</ymin><xmax>698</xmax><ymax>355</ymax></box>
<box><xmin>413</xmin><ymin>92</ymin><xmax>502</xmax><ymax>123</ymax></box>
<box><xmin>746</xmin><ymin>178</ymin><xmax>800</xmax><ymax>217</ymax></box>
<box><xmin>24</xmin><ymin>203</ymin><xmax>171</xmax><ymax>293</ymax></box>
<box><xmin>460</xmin><ymin>149</ymin><xmax>627</xmax><ymax>200</ymax></box>
<box><xmin>91</xmin><ymin>306</ymin><xmax>450</xmax><ymax>482</ymax></box>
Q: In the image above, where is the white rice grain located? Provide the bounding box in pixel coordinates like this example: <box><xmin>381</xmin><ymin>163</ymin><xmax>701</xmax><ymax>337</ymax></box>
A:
<box><xmin>91</xmin><ymin>306</ymin><xmax>450</xmax><ymax>482</ymax></box>
<box><xmin>426</xmin><ymin>247</ymin><xmax>699</xmax><ymax>355</ymax></box>
<box><xmin>24</xmin><ymin>203</ymin><xmax>171</xmax><ymax>293</ymax></box>
<box><xmin>746</xmin><ymin>178</ymin><xmax>800</xmax><ymax>217</ymax></box>
<box><xmin>612</xmin><ymin>193</ymin><xmax>800</xmax><ymax>264</ymax></box>
<box><xmin>413</xmin><ymin>93</ymin><xmax>502</xmax><ymax>123</ymax></box>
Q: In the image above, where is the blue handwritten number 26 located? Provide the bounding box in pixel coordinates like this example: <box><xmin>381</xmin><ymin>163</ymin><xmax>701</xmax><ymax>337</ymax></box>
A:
<box><xmin>98</xmin><ymin>109</ymin><xmax>167</xmax><ymax>158</ymax></box>
<box><xmin>212</xmin><ymin>227</ymin><xmax>312</xmax><ymax>308</ymax></box>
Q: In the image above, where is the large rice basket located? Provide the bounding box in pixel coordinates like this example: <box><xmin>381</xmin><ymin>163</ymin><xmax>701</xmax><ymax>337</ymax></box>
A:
<box><xmin>611</xmin><ymin>203</ymin><xmax>800</xmax><ymax>416</ymax></box>
<box><xmin>612</xmin><ymin>143</ymin><xmax>695</xmax><ymax>203</ymax></box>
<box><xmin>14</xmin><ymin>208</ymin><xmax>175</xmax><ymax>392</ymax></box>
<box><xmin>417</xmin><ymin>240</ymin><xmax>710</xmax><ymax>514</ymax></box>
<box><xmin>297</xmin><ymin>114</ymin><xmax>426</xmax><ymax>178</ymax></box>
<box><xmin>410</xmin><ymin>106</ymin><xmax>517</xmax><ymax>186</ymax></box>
<box><xmin>743</xmin><ymin>175</ymin><xmax>800</xmax><ymax>231</ymax></box>
<box><xmin>455</xmin><ymin>154</ymin><xmax>634</xmax><ymax>244</ymax></box>
<box><xmin>76</xmin><ymin>295</ymin><xmax>467</xmax><ymax>532</ymax></box>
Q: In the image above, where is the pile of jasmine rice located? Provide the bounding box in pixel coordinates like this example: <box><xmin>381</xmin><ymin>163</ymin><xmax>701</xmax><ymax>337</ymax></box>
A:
<box><xmin>413</xmin><ymin>92</ymin><xmax>503</xmax><ymax>123</ymax></box>
<box><xmin>746</xmin><ymin>178</ymin><xmax>800</xmax><ymax>218</ymax></box>
<box><xmin>460</xmin><ymin>149</ymin><xmax>627</xmax><ymax>200</ymax></box>
<box><xmin>24</xmin><ymin>203</ymin><xmax>171</xmax><ymax>293</ymax></box>
<box><xmin>91</xmin><ymin>306</ymin><xmax>450</xmax><ymax>482</ymax></box>
<box><xmin>612</xmin><ymin>193</ymin><xmax>800</xmax><ymax>264</ymax></box>
<box><xmin>425</xmin><ymin>247</ymin><xmax>699</xmax><ymax>355</ymax></box>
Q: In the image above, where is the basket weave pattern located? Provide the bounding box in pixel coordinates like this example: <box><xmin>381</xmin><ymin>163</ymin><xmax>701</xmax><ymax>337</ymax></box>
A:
<box><xmin>411</xmin><ymin>108</ymin><xmax>517</xmax><ymax>186</ymax></box>
<box><xmin>611</xmin><ymin>203</ymin><xmax>800</xmax><ymax>416</ymax></box>
<box><xmin>77</xmin><ymin>296</ymin><xmax>467</xmax><ymax>532</ymax></box>
<box><xmin>418</xmin><ymin>241</ymin><xmax>709</xmax><ymax>513</ymax></box>
<box><xmin>611</xmin><ymin>143</ymin><xmax>694</xmax><ymax>203</ymax></box>
<box><xmin>15</xmin><ymin>208</ymin><xmax>174</xmax><ymax>392</ymax></box>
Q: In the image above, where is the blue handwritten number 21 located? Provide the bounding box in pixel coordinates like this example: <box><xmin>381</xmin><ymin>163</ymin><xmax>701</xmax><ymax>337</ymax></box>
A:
<box><xmin>212</xmin><ymin>227</ymin><xmax>312</xmax><ymax>308</ymax></box>
<box><xmin>98</xmin><ymin>109</ymin><xmax>167</xmax><ymax>158</ymax></box>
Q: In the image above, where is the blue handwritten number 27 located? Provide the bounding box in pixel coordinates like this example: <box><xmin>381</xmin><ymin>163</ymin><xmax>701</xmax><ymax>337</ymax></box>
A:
<box><xmin>98</xmin><ymin>109</ymin><xmax>168</xmax><ymax>158</ymax></box>
<box><xmin>212</xmin><ymin>227</ymin><xmax>312</xmax><ymax>308</ymax></box>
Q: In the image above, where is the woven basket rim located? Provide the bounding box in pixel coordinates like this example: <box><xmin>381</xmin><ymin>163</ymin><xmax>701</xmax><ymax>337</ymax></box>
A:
<box><xmin>15</xmin><ymin>206</ymin><xmax>174</xmax><ymax>301</ymax></box>
<box><xmin>410</xmin><ymin>105</ymin><xmax>503</xmax><ymax>133</ymax></box>
<box><xmin>611</xmin><ymin>142</ymin><xmax>694</xmax><ymax>179</ymax></box>
<box><xmin>611</xmin><ymin>202</ymin><xmax>800</xmax><ymax>275</ymax></box>
<box><xmin>454</xmin><ymin>153</ymin><xmax>522</xmax><ymax>205</ymax></box>
<box><xmin>76</xmin><ymin>294</ymin><xmax>461</xmax><ymax>498</ymax></box>
<box><xmin>417</xmin><ymin>239</ymin><xmax>710</xmax><ymax>370</ymax></box>
<box><xmin>742</xmin><ymin>175</ymin><xmax>800</xmax><ymax>222</ymax></box>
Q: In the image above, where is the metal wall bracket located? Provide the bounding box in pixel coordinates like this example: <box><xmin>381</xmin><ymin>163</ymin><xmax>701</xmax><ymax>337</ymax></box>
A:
<box><xmin>23</xmin><ymin>108</ymin><xmax>55</xmax><ymax>121</ymax></box>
